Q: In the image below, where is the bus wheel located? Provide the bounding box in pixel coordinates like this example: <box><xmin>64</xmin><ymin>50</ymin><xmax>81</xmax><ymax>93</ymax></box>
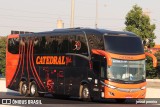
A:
<box><xmin>81</xmin><ymin>85</ymin><xmax>91</xmax><ymax>101</ymax></box>
<box><xmin>19</xmin><ymin>81</ymin><xmax>28</xmax><ymax>96</ymax></box>
<box><xmin>29</xmin><ymin>81</ymin><xmax>38</xmax><ymax>97</ymax></box>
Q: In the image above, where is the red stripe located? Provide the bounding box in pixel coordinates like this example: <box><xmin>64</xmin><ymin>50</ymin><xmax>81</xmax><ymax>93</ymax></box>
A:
<box><xmin>20</xmin><ymin>45</ymin><xmax>25</xmax><ymax>78</ymax></box>
<box><xmin>29</xmin><ymin>41</ymin><xmax>42</xmax><ymax>90</ymax></box>
<box><xmin>31</xmin><ymin>42</ymin><xmax>45</xmax><ymax>89</ymax></box>
<box><xmin>10</xmin><ymin>44</ymin><xmax>23</xmax><ymax>87</ymax></box>
<box><xmin>26</xmin><ymin>41</ymin><xmax>30</xmax><ymax>81</ymax></box>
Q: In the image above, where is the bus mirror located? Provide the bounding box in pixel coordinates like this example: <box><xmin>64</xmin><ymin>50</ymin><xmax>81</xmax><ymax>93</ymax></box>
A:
<box><xmin>145</xmin><ymin>52</ymin><xmax>157</xmax><ymax>67</ymax></box>
<box><xmin>92</xmin><ymin>49</ymin><xmax>112</xmax><ymax>66</ymax></box>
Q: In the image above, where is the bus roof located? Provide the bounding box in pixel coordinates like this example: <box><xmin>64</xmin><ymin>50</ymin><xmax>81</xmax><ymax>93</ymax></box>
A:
<box><xmin>19</xmin><ymin>28</ymin><xmax>137</xmax><ymax>37</ymax></box>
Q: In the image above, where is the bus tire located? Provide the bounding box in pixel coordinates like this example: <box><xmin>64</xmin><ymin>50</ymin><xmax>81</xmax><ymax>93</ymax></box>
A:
<box><xmin>29</xmin><ymin>81</ymin><xmax>39</xmax><ymax>97</ymax></box>
<box><xmin>19</xmin><ymin>81</ymin><xmax>28</xmax><ymax>96</ymax></box>
<box><xmin>81</xmin><ymin>85</ymin><xmax>91</xmax><ymax>101</ymax></box>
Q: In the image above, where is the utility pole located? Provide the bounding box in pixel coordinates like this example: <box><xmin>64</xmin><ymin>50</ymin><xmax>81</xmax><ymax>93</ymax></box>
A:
<box><xmin>70</xmin><ymin>0</ymin><xmax>75</xmax><ymax>28</ymax></box>
<box><xmin>95</xmin><ymin>0</ymin><xmax>98</xmax><ymax>28</ymax></box>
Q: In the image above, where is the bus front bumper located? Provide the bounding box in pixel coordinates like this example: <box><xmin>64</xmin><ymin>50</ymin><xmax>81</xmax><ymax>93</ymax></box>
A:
<box><xmin>101</xmin><ymin>80</ymin><xmax>146</xmax><ymax>99</ymax></box>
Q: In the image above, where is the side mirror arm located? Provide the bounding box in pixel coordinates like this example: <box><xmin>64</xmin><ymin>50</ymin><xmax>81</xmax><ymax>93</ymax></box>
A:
<box><xmin>145</xmin><ymin>52</ymin><xmax>157</xmax><ymax>67</ymax></box>
<box><xmin>91</xmin><ymin>49</ymin><xmax>112</xmax><ymax>66</ymax></box>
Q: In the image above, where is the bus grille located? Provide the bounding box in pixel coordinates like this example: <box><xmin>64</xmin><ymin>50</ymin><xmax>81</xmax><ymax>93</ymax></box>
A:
<box><xmin>116</xmin><ymin>88</ymin><xmax>141</xmax><ymax>93</ymax></box>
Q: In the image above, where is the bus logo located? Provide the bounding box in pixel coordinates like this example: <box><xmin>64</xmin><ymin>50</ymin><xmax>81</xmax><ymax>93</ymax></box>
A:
<box><xmin>36</xmin><ymin>56</ymin><xmax>65</xmax><ymax>65</ymax></box>
<box><xmin>73</xmin><ymin>41</ymin><xmax>81</xmax><ymax>50</ymax></box>
<box><xmin>36</xmin><ymin>56</ymin><xmax>72</xmax><ymax>65</ymax></box>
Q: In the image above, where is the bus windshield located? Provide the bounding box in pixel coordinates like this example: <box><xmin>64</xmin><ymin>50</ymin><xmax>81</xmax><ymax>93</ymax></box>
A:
<box><xmin>107</xmin><ymin>59</ymin><xmax>145</xmax><ymax>82</ymax></box>
<box><xmin>104</xmin><ymin>35</ymin><xmax>144</xmax><ymax>55</ymax></box>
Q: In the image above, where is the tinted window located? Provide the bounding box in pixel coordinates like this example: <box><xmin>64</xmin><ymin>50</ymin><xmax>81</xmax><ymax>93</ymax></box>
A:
<box><xmin>104</xmin><ymin>35</ymin><xmax>144</xmax><ymax>55</ymax></box>
<box><xmin>74</xmin><ymin>34</ymin><xmax>88</xmax><ymax>55</ymax></box>
<box><xmin>8</xmin><ymin>38</ymin><xmax>19</xmax><ymax>54</ymax></box>
<box><xmin>87</xmin><ymin>34</ymin><xmax>104</xmax><ymax>50</ymax></box>
<box><xmin>33</xmin><ymin>33</ymin><xmax>88</xmax><ymax>56</ymax></box>
<box><xmin>34</xmin><ymin>36</ymin><xmax>46</xmax><ymax>54</ymax></box>
<box><xmin>59</xmin><ymin>36</ymin><xmax>69</xmax><ymax>53</ymax></box>
<box><xmin>34</xmin><ymin>35</ymin><xmax>59</xmax><ymax>54</ymax></box>
<box><xmin>68</xmin><ymin>35</ymin><xmax>76</xmax><ymax>53</ymax></box>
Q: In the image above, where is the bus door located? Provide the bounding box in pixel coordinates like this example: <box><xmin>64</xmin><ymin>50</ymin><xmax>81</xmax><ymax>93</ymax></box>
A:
<box><xmin>92</xmin><ymin>56</ymin><xmax>106</xmax><ymax>80</ymax></box>
<box><xmin>56</xmin><ymin>70</ymin><xmax>65</xmax><ymax>94</ymax></box>
<box><xmin>92</xmin><ymin>57</ymin><xmax>106</xmax><ymax>97</ymax></box>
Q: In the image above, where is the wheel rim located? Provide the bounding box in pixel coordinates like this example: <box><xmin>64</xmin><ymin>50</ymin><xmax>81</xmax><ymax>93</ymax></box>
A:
<box><xmin>22</xmin><ymin>83</ymin><xmax>27</xmax><ymax>94</ymax></box>
<box><xmin>83</xmin><ymin>87</ymin><xmax>89</xmax><ymax>98</ymax></box>
<box><xmin>31</xmin><ymin>84</ymin><xmax>36</xmax><ymax>95</ymax></box>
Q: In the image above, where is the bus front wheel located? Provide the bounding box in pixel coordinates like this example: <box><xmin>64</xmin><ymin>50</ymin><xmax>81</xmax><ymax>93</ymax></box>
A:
<box><xmin>19</xmin><ymin>81</ymin><xmax>28</xmax><ymax>96</ymax></box>
<box><xmin>81</xmin><ymin>85</ymin><xmax>91</xmax><ymax>101</ymax></box>
<box><xmin>29</xmin><ymin>81</ymin><xmax>38</xmax><ymax>97</ymax></box>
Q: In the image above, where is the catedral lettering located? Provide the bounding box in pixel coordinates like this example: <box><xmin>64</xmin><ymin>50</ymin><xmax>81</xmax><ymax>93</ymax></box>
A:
<box><xmin>36</xmin><ymin>56</ymin><xmax>65</xmax><ymax>65</ymax></box>
<box><xmin>6</xmin><ymin>28</ymin><xmax>157</xmax><ymax>103</ymax></box>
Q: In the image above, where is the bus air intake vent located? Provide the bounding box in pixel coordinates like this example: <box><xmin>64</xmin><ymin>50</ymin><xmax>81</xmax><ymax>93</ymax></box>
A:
<box><xmin>117</xmin><ymin>88</ymin><xmax>141</xmax><ymax>93</ymax></box>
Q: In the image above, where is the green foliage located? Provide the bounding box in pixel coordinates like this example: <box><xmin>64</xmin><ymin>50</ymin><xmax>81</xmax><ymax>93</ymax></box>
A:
<box><xmin>125</xmin><ymin>5</ymin><xmax>158</xmax><ymax>79</ymax></box>
<box><xmin>145</xmin><ymin>51</ymin><xmax>160</xmax><ymax>79</ymax></box>
<box><xmin>0</xmin><ymin>36</ymin><xmax>7</xmax><ymax>77</ymax></box>
<box><xmin>125</xmin><ymin>4</ymin><xmax>156</xmax><ymax>48</ymax></box>
<box><xmin>146</xmin><ymin>56</ymin><xmax>157</xmax><ymax>79</ymax></box>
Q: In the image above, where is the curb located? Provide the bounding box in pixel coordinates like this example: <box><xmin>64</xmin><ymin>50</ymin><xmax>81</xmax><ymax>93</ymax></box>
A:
<box><xmin>0</xmin><ymin>78</ymin><xmax>5</xmax><ymax>80</ymax></box>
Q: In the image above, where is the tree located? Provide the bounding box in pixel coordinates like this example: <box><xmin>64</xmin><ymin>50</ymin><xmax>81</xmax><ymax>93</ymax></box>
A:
<box><xmin>125</xmin><ymin>4</ymin><xmax>156</xmax><ymax>48</ymax></box>
<box><xmin>146</xmin><ymin>51</ymin><xmax>160</xmax><ymax>79</ymax></box>
<box><xmin>0</xmin><ymin>36</ymin><xmax>7</xmax><ymax>77</ymax></box>
<box><xmin>125</xmin><ymin>5</ymin><xmax>157</xmax><ymax>79</ymax></box>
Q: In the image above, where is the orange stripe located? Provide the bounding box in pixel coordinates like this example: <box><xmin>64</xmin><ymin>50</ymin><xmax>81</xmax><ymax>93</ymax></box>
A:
<box><xmin>109</xmin><ymin>53</ymin><xmax>145</xmax><ymax>60</ymax></box>
<box><xmin>91</xmin><ymin>49</ymin><xmax>112</xmax><ymax>66</ymax></box>
<box><xmin>104</xmin><ymin>80</ymin><xmax>146</xmax><ymax>88</ymax></box>
<box><xmin>104</xmin><ymin>80</ymin><xmax>146</xmax><ymax>98</ymax></box>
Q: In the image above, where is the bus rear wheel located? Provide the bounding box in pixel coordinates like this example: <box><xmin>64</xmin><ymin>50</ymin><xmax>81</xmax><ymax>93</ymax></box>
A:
<box><xmin>29</xmin><ymin>81</ymin><xmax>38</xmax><ymax>97</ymax></box>
<box><xmin>19</xmin><ymin>81</ymin><xmax>28</xmax><ymax>96</ymax></box>
<box><xmin>81</xmin><ymin>85</ymin><xmax>91</xmax><ymax>101</ymax></box>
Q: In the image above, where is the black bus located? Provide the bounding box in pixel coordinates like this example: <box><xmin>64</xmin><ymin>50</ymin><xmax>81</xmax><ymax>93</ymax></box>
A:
<box><xmin>6</xmin><ymin>28</ymin><xmax>157</xmax><ymax>101</ymax></box>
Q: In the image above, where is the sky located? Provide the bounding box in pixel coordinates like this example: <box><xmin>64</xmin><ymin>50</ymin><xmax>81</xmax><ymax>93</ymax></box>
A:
<box><xmin>0</xmin><ymin>0</ymin><xmax>160</xmax><ymax>44</ymax></box>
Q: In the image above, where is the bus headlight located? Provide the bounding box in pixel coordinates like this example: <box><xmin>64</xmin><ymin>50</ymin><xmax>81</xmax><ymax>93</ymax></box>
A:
<box><xmin>108</xmin><ymin>85</ymin><xmax>116</xmax><ymax>89</ymax></box>
<box><xmin>141</xmin><ymin>86</ymin><xmax>146</xmax><ymax>90</ymax></box>
<box><xmin>100</xmin><ymin>81</ymin><xmax>117</xmax><ymax>89</ymax></box>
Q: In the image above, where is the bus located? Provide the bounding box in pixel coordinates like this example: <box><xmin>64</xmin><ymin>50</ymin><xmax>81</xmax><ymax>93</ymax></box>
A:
<box><xmin>6</xmin><ymin>28</ymin><xmax>157</xmax><ymax>101</ymax></box>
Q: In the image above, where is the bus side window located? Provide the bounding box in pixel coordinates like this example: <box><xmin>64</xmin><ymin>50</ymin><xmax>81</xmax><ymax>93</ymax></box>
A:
<box><xmin>59</xmin><ymin>36</ymin><xmax>69</xmax><ymax>53</ymax></box>
<box><xmin>8</xmin><ymin>38</ymin><xmax>19</xmax><ymax>54</ymax></box>
<box><xmin>33</xmin><ymin>36</ymin><xmax>46</xmax><ymax>54</ymax></box>
<box><xmin>49</xmin><ymin>36</ymin><xmax>58</xmax><ymax>54</ymax></box>
<box><xmin>68</xmin><ymin>35</ymin><xmax>75</xmax><ymax>53</ymax></box>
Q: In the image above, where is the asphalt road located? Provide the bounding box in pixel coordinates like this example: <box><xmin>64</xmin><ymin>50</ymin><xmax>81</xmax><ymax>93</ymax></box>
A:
<box><xmin>0</xmin><ymin>91</ymin><xmax>160</xmax><ymax>107</ymax></box>
<box><xmin>0</xmin><ymin>79</ymin><xmax>160</xmax><ymax>107</ymax></box>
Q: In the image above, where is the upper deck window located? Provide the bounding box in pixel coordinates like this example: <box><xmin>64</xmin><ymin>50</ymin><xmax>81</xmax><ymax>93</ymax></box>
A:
<box><xmin>104</xmin><ymin>34</ymin><xmax>144</xmax><ymax>55</ymax></box>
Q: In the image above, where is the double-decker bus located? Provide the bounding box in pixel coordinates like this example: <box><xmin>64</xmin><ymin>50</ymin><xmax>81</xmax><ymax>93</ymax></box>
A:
<box><xmin>6</xmin><ymin>28</ymin><xmax>157</xmax><ymax>101</ymax></box>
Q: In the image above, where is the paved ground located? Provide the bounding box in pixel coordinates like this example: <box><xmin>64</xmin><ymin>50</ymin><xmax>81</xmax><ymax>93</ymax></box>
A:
<box><xmin>0</xmin><ymin>79</ymin><xmax>160</xmax><ymax>107</ymax></box>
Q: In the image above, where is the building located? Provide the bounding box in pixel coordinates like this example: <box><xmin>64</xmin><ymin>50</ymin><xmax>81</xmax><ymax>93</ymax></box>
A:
<box><xmin>149</xmin><ymin>45</ymin><xmax>160</xmax><ymax>54</ymax></box>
